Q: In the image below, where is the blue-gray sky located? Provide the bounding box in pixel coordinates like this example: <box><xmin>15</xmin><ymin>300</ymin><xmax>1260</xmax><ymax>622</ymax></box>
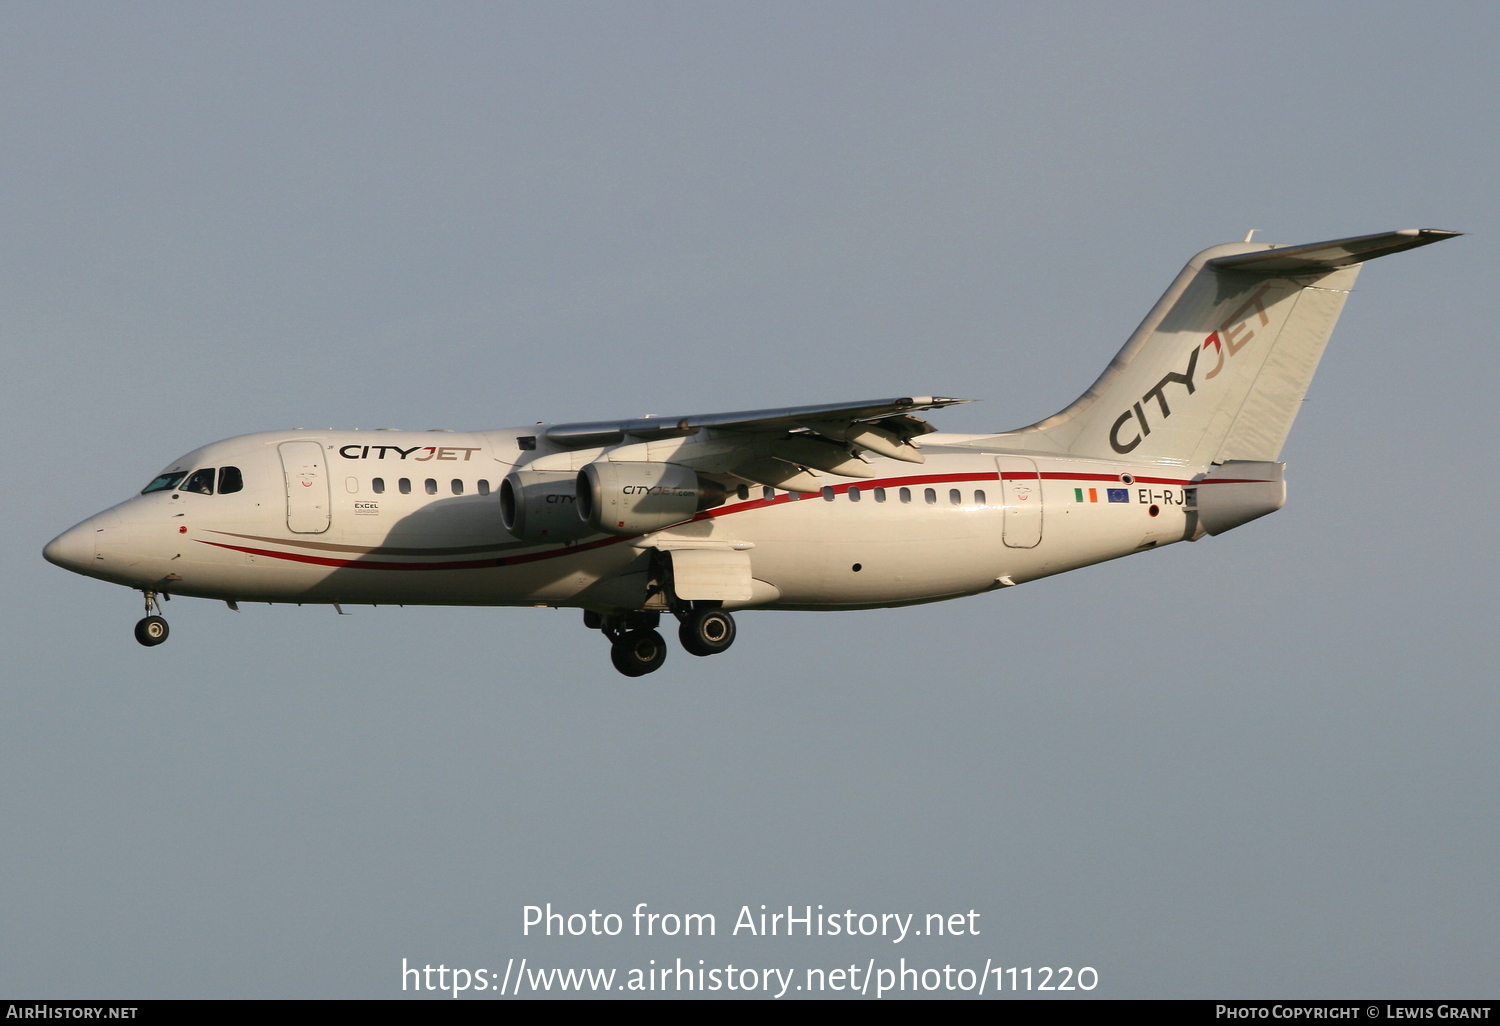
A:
<box><xmin>4</xmin><ymin>1</ymin><xmax>1496</xmax><ymax>998</ymax></box>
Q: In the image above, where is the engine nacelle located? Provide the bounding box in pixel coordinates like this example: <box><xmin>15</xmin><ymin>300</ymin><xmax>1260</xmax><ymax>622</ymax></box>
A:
<box><xmin>500</xmin><ymin>470</ymin><xmax>593</xmax><ymax>543</ymax></box>
<box><xmin>577</xmin><ymin>461</ymin><xmax>726</xmax><ymax>536</ymax></box>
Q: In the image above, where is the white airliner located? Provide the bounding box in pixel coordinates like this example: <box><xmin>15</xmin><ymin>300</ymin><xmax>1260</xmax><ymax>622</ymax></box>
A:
<box><xmin>45</xmin><ymin>229</ymin><xmax>1456</xmax><ymax>675</ymax></box>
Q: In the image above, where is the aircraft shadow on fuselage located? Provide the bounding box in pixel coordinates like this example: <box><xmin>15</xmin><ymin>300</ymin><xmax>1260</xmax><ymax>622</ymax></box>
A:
<box><xmin>272</xmin><ymin>492</ymin><xmax>647</xmax><ymax>607</ymax></box>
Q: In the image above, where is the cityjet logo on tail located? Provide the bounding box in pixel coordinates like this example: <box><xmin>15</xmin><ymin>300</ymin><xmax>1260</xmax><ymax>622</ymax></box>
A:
<box><xmin>1108</xmin><ymin>284</ymin><xmax>1274</xmax><ymax>454</ymax></box>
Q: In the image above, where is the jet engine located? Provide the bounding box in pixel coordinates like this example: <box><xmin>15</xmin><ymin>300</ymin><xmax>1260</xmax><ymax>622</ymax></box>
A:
<box><xmin>499</xmin><ymin>470</ymin><xmax>593</xmax><ymax>543</ymax></box>
<box><xmin>577</xmin><ymin>462</ymin><xmax>726</xmax><ymax>536</ymax></box>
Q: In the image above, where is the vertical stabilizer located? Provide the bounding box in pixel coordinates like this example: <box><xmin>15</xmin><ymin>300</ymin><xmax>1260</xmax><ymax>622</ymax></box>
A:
<box><xmin>989</xmin><ymin>230</ymin><xmax>1459</xmax><ymax>466</ymax></box>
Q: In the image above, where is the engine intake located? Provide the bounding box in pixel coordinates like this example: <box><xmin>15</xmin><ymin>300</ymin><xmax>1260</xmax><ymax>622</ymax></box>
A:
<box><xmin>500</xmin><ymin>470</ymin><xmax>593</xmax><ymax>543</ymax></box>
<box><xmin>577</xmin><ymin>462</ymin><xmax>726</xmax><ymax>536</ymax></box>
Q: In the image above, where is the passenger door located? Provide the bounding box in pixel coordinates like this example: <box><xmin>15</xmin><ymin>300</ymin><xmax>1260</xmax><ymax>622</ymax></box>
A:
<box><xmin>996</xmin><ymin>456</ymin><xmax>1043</xmax><ymax>548</ymax></box>
<box><xmin>279</xmin><ymin>441</ymin><xmax>331</xmax><ymax>534</ymax></box>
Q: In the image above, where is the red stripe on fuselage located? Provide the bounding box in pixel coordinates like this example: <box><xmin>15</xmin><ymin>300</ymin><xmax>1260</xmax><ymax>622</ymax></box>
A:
<box><xmin>199</xmin><ymin>533</ymin><xmax>631</xmax><ymax>572</ymax></box>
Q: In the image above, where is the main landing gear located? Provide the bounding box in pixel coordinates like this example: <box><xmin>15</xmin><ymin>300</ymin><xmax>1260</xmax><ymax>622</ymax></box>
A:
<box><xmin>585</xmin><ymin>605</ymin><xmax>738</xmax><ymax>677</ymax></box>
<box><xmin>134</xmin><ymin>590</ymin><xmax>170</xmax><ymax>647</ymax></box>
<box><xmin>678</xmin><ymin>607</ymin><xmax>736</xmax><ymax>656</ymax></box>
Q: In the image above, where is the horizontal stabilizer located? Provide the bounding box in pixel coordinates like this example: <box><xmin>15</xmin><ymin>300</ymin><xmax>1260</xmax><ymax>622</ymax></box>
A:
<box><xmin>1207</xmin><ymin>229</ymin><xmax>1461</xmax><ymax>275</ymax></box>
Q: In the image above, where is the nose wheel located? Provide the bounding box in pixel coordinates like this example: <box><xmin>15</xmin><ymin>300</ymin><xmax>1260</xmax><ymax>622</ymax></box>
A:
<box><xmin>135</xmin><ymin>615</ymin><xmax>170</xmax><ymax>647</ymax></box>
<box><xmin>134</xmin><ymin>590</ymin><xmax>170</xmax><ymax>647</ymax></box>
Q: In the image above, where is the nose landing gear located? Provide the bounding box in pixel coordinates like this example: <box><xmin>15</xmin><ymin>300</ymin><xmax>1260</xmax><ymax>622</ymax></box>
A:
<box><xmin>134</xmin><ymin>590</ymin><xmax>170</xmax><ymax>647</ymax></box>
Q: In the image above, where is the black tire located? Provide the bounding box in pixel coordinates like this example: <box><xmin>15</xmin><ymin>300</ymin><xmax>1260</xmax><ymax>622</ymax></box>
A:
<box><xmin>610</xmin><ymin>629</ymin><xmax>668</xmax><ymax>677</ymax></box>
<box><xmin>134</xmin><ymin>615</ymin><xmax>169</xmax><ymax>647</ymax></box>
<box><xmin>678</xmin><ymin>609</ymin><xmax>736</xmax><ymax>657</ymax></box>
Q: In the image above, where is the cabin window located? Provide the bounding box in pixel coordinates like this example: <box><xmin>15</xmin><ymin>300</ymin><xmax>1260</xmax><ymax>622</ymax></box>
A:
<box><xmin>899</xmin><ymin>487</ymin><xmax>911</xmax><ymax>503</ymax></box>
<box><xmin>822</xmin><ymin>487</ymin><xmax>835</xmax><ymax>501</ymax></box>
<box><xmin>950</xmin><ymin>488</ymin><xmax>961</xmax><ymax>505</ymax></box>
<box><xmin>425</xmin><ymin>479</ymin><xmax>438</xmax><ymax>495</ymax></box>
<box><xmin>974</xmin><ymin>489</ymin><xmax>986</xmax><ymax>506</ymax></box>
<box><xmin>345</xmin><ymin>477</ymin><xmax>359</xmax><ymax>494</ymax></box>
<box><xmin>477</xmin><ymin>479</ymin><xmax>490</xmax><ymax>496</ymax></box>
<box><xmin>399</xmin><ymin>478</ymin><xmax>411</xmax><ymax>494</ymax></box>
<box><xmin>874</xmin><ymin>487</ymin><xmax>886</xmax><ymax>502</ymax></box>
<box><xmin>218</xmin><ymin>467</ymin><xmax>243</xmax><ymax>494</ymax></box>
<box><xmin>141</xmin><ymin>471</ymin><xmax>187</xmax><ymax>494</ymax></box>
<box><xmin>451</xmin><ymin>479</ymin><xmax>463</xmax><ymax>495</ymax></box>
<box><xmin>182</xmin><ymin>468</ymin><xmax>215</xmax><ymax>495</ymax></box>
<box><xmin>737</xmin><ymin>484</ymin><xmax>749</xmax><ymax>500</ymax></box>
<box><xmin>924</xmin><ymin>488</ymin><xmax>937</xmax><ymax>504</ymax></box>
<box><xmin>763</xmin><ymin>486</ymin><xmax>775</xmax><ymax>500</ymax></box>
<box><xmin>372</xmin><ymin>478</ymin><xmax>386</xmax><ymax>494</ymax></box>
<box><xmin>848</xmin><ymin>486</ymin><xmax>861</xmax><ymax>502</ymax></box>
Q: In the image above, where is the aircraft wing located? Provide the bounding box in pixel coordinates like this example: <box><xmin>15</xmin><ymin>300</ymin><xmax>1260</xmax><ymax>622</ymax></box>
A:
<box><xmin>544</xmin><ymin>396</ymin><xmax>970</xmax><ymax>447</ymax></box>
<box><xmin>541</xmin><ymin>396</ymin><xmax>972</xmax><ymax>489</ymax></box>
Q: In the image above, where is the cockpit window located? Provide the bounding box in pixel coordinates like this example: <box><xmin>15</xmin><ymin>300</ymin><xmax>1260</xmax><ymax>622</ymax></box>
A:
<box><xmin>141</xmin><ymin>471</ymin><xmax>187</xmax><ymax>494</ymax></box>
<box><xmin>181</xmin><ymin>468</ymin><xmax>216</xmax><ymax>495</ymax></box>
<box><xmin>218</xmin><ymin>466</ymin><xmax>243</xmax><ymax>494</ymax></box>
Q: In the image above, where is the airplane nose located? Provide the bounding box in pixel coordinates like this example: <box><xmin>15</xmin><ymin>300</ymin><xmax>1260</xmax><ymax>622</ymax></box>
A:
<box><xmin>43</xmin><ymin>521</ymin><xmax>98</xmax><ymax>573</ymax></box>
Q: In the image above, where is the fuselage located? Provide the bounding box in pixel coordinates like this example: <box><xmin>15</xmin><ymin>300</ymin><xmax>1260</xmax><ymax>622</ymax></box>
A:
<box><xmin>43</xmin><ymin>427</ymin><xmax>1197</xmax><ymax>612</ymax></box>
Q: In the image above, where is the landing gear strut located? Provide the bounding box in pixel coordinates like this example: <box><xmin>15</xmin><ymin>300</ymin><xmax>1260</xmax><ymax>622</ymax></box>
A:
<box><xmin>134</xmin><ymin>590</ymin><xmax>169</xmax><ymax>647</ymax></box>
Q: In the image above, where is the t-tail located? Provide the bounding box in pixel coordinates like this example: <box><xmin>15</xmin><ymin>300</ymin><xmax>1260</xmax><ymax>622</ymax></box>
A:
<box><xmin>990</xmin><ymin>229</ymin><xmax>1460</xmax><ymax>467</ymax></box>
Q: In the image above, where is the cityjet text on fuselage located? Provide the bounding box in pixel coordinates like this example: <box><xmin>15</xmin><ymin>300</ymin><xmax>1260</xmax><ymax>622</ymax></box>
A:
<box><xmin>337</xmin><ymin>444</ymin><xmax>482</xmax><ymax>461</ymax></box>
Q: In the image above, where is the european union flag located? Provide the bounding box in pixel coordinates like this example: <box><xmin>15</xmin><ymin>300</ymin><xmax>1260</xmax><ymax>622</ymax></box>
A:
<box><xmin>1107</xmin><ymin>488</ymin><xmax>1129</xmax><ymax>503</ymax></box>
